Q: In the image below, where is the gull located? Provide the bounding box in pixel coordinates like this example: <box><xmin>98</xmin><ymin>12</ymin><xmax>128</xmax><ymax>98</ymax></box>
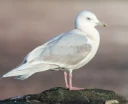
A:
<box><xmin>2</xmin><ymin>11</ymin><xmax>106</xmax><ymax>90</ymax></box>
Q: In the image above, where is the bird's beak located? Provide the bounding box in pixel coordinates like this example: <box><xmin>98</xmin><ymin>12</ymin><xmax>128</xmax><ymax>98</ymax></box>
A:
<box><xmin>97</xmin><ymin>21</ymin><xmax>107</xmax><ymax>27</ymax></box>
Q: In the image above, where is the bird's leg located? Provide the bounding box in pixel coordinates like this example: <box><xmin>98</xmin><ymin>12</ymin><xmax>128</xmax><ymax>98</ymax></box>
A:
<box><xmin>64</xmin><ymin>71</ymin><xmax>69</xmax><ymax>89</ymax></box>
<box><xmin>69</xmin><ymin>72</ymin><xmax>84</xmax><ymax>90</ymax></box>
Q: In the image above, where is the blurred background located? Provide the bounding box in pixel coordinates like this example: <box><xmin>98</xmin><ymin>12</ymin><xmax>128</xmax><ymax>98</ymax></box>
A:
<box><xmin>0</xmin><ymin>0</ymin><xmax>128</xmax><ymax>100</ymax></box>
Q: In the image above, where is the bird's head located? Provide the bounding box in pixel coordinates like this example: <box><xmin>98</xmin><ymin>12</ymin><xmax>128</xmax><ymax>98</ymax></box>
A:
<box><xmin>75</xmin><ymin>11</ymin><xmax>106</xmax><ymax>29</ymax></box>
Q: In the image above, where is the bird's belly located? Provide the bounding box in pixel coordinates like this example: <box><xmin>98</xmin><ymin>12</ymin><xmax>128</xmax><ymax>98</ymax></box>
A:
<box><xmin>68</xmin><ymin>43</ymin><xmax>99</xmax><ymax>70</ymax></box>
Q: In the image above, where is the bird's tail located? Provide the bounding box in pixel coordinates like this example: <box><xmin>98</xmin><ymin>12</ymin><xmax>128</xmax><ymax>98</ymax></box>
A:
<box><xmin>2</xmin><ymin>62</ymin><xmax>58</xmax><ymax>80</ymax></box>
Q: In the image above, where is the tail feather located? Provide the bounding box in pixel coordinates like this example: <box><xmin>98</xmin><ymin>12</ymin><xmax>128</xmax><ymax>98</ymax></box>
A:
<box><xmin>14</xmin><ymin>74</ymin><xmax>33</xmax><ymax>80</ymax></box>
<box><xmin>2</xmin><ymin>62</ymin><xmax>58</xmax><ymax>79</ymax></box>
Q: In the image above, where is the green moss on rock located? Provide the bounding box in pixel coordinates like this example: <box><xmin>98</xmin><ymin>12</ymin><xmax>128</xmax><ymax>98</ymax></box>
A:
<box><xmin>0</xmin><ymin>87</ymin><xmax>127</xmax><ymax>104</ymax></box>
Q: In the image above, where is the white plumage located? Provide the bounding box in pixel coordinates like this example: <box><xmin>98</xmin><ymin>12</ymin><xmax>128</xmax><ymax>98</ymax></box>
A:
<box><xmin>2</xmin><ymin>11</ymin><xmax>106</xmax><ymax>90</ymax></box>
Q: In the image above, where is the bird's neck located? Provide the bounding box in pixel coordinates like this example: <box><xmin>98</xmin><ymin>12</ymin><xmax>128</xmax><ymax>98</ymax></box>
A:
<box><xmin>76</xmin><ymin>25</ymin><xmax>100</xmax><ymax>43</ymax></box>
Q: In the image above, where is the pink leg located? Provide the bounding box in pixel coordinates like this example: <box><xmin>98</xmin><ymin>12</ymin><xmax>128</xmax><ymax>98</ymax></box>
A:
<box><xmin>69</xmin><ymin>72</ymin><xmax>84</xmax><ymax>90</ymax></box>
<box><xmin>64</xmin><ymin>72</ymin><xmax>69</xmax><ymax>89</ymax></box>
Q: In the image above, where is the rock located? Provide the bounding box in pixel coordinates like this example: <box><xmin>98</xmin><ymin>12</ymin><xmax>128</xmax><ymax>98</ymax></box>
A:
<box><xmin>0</xmin><ymin>87</ymin><xmax>127</xmax><ymax>104</ymax></box>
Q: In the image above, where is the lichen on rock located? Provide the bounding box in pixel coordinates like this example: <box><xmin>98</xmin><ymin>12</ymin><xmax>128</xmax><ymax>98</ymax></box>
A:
<box><xmin>0</xmin><ymin>87</ymin><xmax>127</xmax><ymax>104</ymax></box>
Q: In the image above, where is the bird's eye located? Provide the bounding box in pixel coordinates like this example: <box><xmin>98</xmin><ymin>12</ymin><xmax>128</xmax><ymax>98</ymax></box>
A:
<box><xmin>87</xmin><ymin>17</ymin><xmax>91</xmax><ymax>20</ymax></box>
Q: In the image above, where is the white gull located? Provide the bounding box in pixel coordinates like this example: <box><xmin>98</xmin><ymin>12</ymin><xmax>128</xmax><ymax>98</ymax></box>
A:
<box><xmin>2</xmin><ymin>11</ymin><xmax>106</xmax><ymax>90</ymax></box>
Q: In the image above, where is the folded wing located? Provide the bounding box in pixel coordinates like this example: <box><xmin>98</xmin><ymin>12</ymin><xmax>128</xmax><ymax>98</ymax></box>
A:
<box><xmin>40</xmin><ymin>30</ymin><xmax>92</xmax><ymax>67</ymax></box>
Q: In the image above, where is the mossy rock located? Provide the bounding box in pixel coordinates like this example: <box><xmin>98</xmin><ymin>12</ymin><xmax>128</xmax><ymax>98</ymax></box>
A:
<box><xmin>0</xmin><ymin>87</ymin><xmax>128</xmax><ymax>104</ymax></box>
